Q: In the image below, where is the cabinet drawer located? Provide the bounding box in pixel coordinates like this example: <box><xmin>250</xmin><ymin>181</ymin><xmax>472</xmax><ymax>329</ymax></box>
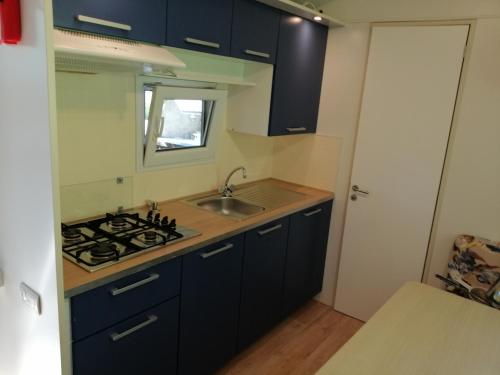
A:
<box><xmin>71</xmin><ymin>258</ymin><xmax>181</xmax><ymax>341</ymax></box>
<box><xmin>73</xmin><ymin>297</ymin><xmax>179</xmax><ymax>375</ymax></box>
<box><xmin>53</xmin><ymin>0</ymin><xmax>167</xmax><ymax>45</ymax></box>
<box><xmin>231</xmin><ymin>0</ymin><xmax>280</xmax><ymax>64</ymax></box>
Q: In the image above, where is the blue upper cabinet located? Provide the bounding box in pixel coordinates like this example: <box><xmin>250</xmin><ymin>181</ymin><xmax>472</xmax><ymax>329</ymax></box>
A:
<box><xmin>230</xmin><ymin>0</ymin><xmax>280</xmax><ymax>64</ymax></box>
<box><xmin>52</xmin><ymin>0</ymin><xmax>167</xmax><ymax>45</ymax></box>
<box><xmin>269</xmin><ymin>14</ymin><xmax>328</xmax><ymax>136</ymax></box>
<box><xmin>166</xmin><ymin>0</ymin><xmax>234</xmax><ymax>56</ymax></box>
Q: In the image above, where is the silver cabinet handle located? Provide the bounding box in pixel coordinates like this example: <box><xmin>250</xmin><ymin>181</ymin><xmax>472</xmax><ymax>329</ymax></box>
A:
<box><xmin>184</xmin><ymin>37</ymin><xmax>220</xmax><ymax>49</ymax></box>
<box><xmin>110</xmin><ymin>315</ymin><xmax>157</xmax><ymax>342</ymax></box>
<box><xmin>258</xmin><ymin>224</ymin><xmax>282</xmax><ymax>236</ymax></box>
<box><xmin>201</xmin><ymin>243</ymin><xmax>233</xmax><ymax>259</ymax></box>
<box><xmin>352</xmin><ymin>185</ymin><xmax>369</xmax><ymax>195</ymax></box>
<box><xmin>304</xmin><ymin>208</ymin><xmax>322</xmax><ymax>217</ymax></box>
<box><xmin>243</xmin><ymin>49</ymin><xmax>270</xmax><ymax>59</ymax></box>
<box><xmin>76</xmin><ymin>15</ymin><xmax>132</xmax><ymax>31</ymax></box>
<box><xmin>286</xmin><ymin>127</ymin><xmax>307</xmax><ymax>132</ymax></box>
<box><xmin>110</xmin><ymin>273</ymin><xmax>159</xmax><ymax>296</ymax></box>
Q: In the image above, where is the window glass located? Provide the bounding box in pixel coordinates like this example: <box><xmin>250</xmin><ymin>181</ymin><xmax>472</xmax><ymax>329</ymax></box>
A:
<box><xmin>139</xmin><ymin>81</ymin><xmax>225</xmax><ymax>170</ymax></box>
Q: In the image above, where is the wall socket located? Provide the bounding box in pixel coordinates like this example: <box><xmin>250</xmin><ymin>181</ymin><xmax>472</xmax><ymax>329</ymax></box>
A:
<box><xmin>20</xmin><ymin>282</ymin><xmax>41</xmax><ymax>315</ymax></box>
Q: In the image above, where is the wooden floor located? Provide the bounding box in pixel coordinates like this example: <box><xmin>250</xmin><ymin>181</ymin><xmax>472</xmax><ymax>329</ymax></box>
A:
<box><xmin>218</xmin><ymin>301</ymin><xmax>364</xmax><ymax>375</ymax></box>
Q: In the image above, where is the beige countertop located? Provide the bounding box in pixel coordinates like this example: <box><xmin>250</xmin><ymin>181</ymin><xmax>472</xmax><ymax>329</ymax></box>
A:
<box><xmin>317</xmin><ymin>282</ymin><xmax>500</xmax><ymax>375</ymax></box>
<box><xmin>63</xmin><ymin>178</ymin><xmax>334</xmax><ymax>297</ymax></box>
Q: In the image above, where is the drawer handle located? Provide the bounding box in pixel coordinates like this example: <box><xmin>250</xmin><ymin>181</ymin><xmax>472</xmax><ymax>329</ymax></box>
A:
<box><xmin>184</xmin><ymin>37</ymin><xmax>220</xmax><ymax>49</ymax></box>
<box><xmin>76</xmin><ymin>15</ymin><xmax>132</xmax><ymax>31</ymax></box>
<box><xmin>258</xmin><ymin>224</ymin><xmax>282</xmax><ymax>236</ymax></box>
<box><xmin>286</xmin><ymin>127</ymin><xmax>307</xmax><ymax>132</ymax></box>
<box><xmin>110</xmin><ymin>315</ymin><xmax>157</xmax><ymax>342</ymax></box>
<box><xmin>304</xmin><ymin>208</ymin><xmax>322</xmax><ymax>217</ymax></box>
<box><xmin>200</xmin><ymin>243</ymin><xmax>233</xmax><ymax>259</ymax></box>
<box><xmin>243</xmin><ymin>49</ymin><xmax>270</xmax><ymax>59</ymax></box>
<box><xmin>110</xmin><ymin>273</ymin><xmax>160</xmax><ymax>296</ymax></box>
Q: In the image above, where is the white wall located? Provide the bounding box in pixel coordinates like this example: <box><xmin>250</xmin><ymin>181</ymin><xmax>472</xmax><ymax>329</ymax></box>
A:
<box><xmin>0</xmin><ymin>1</ymin><xmax>63</xmax><ymax>374</ymax></box>
<box><xmin>321</xmin><ymin>0</ymin><xmax>500</xmax><ymax>291</ymax></box>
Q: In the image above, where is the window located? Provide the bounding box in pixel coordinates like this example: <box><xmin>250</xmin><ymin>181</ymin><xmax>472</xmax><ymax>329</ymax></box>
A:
<box><xmin>137</xmin><ymin>79</ymin><xmax>226</xmax><ymax>170</ymax></box>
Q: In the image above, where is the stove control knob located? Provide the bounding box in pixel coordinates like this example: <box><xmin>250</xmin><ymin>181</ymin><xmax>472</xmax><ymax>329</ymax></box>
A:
<box><xmin>147</xmin><ymin>210</ymin><xmax>153</xmax><ymax>221</ymax></box>
<box><xmin>161</xmin><ymin>216</ymin><xmax>169</xmax><ymax>227</ymax></box>
<box><xmin>169</xmin><ymin>219</ymin><xmax>176</xmax><ymax>230</ymax></box>
<box><xmin>154</xmin><ymin>213</ymin><xmax>161</xmax><ymax>225</ymax></box>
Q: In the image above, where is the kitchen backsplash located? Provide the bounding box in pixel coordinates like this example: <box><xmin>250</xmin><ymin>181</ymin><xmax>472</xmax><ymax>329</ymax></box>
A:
<box><xmin>56</xmin><ymin>71</ymin><xmax>276</xmax><ymax>221</ymax></box>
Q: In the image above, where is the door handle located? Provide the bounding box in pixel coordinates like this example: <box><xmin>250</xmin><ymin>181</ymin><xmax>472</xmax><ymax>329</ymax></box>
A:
<box><xmin>200</xmin><ymin>243</ymin><xmax>233</xmax><ymax>259</ymax></box>
<box><xmin>110</xmin><ymin>315</ymin><xmax>158</xmax><ymax>342</ymax></box>
<box><xmin>110</xmin><ymin>273</ymin><xmax>160</xmax><ymax>296</ymax></box>
<box><xmin>184</xmin><ymin>37</ymin><xmax>220</xmax><ymax>49</ymax></box>
<box><xmin>352</xmin><ymin>185</ymin><xmax>369</xmax><ymax>195</ymax></box>
<box><xmin>243</xmin><ymin>49</ymin><xmax>270</xmax><ymax>59</ymax></box>
<box><xmin>304</xmin><ymin>208</ymin><xmax>322</xmax><ymax>217</ymax></box>
<box><xmin>286</xmin><ymin>127</ymin><xmax>307</xmax><ymax>133</ymax></box>
<box><xmin>258</xmin><ymin>224</ymin><xmax>282</xmax><ymax>236</ymax></box>
<box><xmin>76</xmin><ymin>15</ymin><xmax>132</xmax><ymax>31</ymax></box>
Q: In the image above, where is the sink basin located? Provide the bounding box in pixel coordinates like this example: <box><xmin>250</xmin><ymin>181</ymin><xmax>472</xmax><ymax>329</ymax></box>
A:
<box><xmin>195</xmin><ymin>196</ymin><xmax>265</xmax><ymax>219</ymax></box>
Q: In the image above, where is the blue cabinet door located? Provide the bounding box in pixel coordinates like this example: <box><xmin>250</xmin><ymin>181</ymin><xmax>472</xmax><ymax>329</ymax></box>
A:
<box><xmin>269</xmin><ymin>14</ymin><xmax>328</xmax><ymax>136</ymax></box>
<box><xmin>167</xmin><ymin>0</ymin><xmax>233</xmax><ymax>56</ymax></box>
<box><xmin>53</xmin><ymin>0</ymin><xmax>167</xmax><ymax>45</ymax></box>
<box><xmin>73</xmin><ymin>297</ymin><xmax>179</xmax><ymax>375</ymax></box>
<box><xmin>282</xmin><ymin>200</ymin><xmax>333</xmax><ymax>316</ymax></box>
<box><xmin>178</xmin><ymin>235</ymin><xmax>244</xmax><ymax>375</ymax></box>
<box><xmin>231</xmin><ymin>0</ymin><xmax>280</xmax><ymax>64</ymax></box>
<box><xmin>238</xmin><ymin>217</ymin><xmax>289</xmax><ymax>351</ymax></box>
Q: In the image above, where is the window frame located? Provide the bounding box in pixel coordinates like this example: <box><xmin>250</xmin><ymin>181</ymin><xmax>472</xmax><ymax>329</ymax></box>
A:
<box><xmin>135</xmin><ymin>76</ymin><xmax>226</xmax><ymax>171</ymax></box>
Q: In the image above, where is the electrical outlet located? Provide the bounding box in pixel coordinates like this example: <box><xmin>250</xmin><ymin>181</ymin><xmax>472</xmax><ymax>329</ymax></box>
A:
<box><xmin>20</xmin><ymin>283</ymin><xmax>41</xmax><ymax>315</ymax></box>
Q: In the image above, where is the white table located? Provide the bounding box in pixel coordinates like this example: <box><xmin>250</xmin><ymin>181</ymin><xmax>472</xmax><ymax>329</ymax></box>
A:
<box><xmin>317</xmin><ymin>282</ymin><xmax>500</xmax><ymax>375</ymax></box>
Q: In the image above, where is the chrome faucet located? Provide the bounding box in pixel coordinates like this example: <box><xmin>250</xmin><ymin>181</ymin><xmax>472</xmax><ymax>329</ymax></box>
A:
<box><xmin>220</xmin><ymin>166</ymin><xmax>247</xmax><ymax>197</ymax></box>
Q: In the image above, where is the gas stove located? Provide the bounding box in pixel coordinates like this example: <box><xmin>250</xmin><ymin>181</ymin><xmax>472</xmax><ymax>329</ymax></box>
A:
<box><xmin>61</xmin><ymin>212</ymin><xmax>200</xmax><ymax>272</ymax></box>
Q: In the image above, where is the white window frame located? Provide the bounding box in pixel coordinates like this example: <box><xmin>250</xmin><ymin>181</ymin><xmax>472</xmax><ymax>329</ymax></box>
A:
<box><xmin>135</xmin><ymin>76</ymin><xmax>226</xmax><ymax>171</ymax></box>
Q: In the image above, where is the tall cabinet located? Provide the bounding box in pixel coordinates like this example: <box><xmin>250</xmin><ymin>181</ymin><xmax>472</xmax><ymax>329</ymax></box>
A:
<box><xmin>268</xmin><ymin>14</ymin><xmax>328</xmax><ymax>136</ymax></box>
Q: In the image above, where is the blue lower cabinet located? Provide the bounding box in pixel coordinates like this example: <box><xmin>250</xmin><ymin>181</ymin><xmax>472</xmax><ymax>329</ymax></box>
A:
<box><xmin>238</xmin><ymin>217</ymin><xmax>289</xmax><ymax>351</ymax></box>
<box><xmin>282</xmin><ymin>200</ymin><xmax>333</xmax><ymax>316</ymax></box>
<box><xmin>178</xmin><ymin>235</ymin><xmax>244</xmax><ymax>375</ymax></box>
<box><xmin>73</xmin><ymin>297</ymin><xmax>179</xmax><ymax>375</ymax></box>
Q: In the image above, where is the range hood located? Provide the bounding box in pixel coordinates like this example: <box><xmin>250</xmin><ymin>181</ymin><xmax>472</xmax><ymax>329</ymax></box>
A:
<box><xmin>53</xmin><ymin>29</ymin><xmax>186</xmax><ymax>75</ymax></box>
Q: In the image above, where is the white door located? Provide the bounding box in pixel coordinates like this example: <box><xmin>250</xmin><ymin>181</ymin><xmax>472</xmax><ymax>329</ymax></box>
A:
<box><xmin>334</xmin><ymin>25</ymin><xmax>469</xmax><ymax>321</ymax></box>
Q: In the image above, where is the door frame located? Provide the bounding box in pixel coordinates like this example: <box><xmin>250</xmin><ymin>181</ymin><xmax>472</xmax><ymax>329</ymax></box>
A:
<box><xmin>333</xmin><ymin>20</ymin><xmax>476</xmax><ymax>302</ymax></box>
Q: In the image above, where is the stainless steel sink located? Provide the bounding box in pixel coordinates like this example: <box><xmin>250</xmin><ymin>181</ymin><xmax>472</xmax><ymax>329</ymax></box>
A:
<box><xmin>194</xmin><ymin>196</ymin><xmax>265</xmax><ymax>219</ymax></box>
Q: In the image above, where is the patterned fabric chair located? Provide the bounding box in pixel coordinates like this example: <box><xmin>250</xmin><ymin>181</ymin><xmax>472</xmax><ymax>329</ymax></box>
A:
<box><xmin>448</xmin><ymin>235</ymin><xmax>500</xmax><ymax>291</ymax></box>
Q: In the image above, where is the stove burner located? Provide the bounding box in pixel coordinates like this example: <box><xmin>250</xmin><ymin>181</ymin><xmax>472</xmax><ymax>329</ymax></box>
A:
<box><xmin>63</xmin><ymin>228</ymin><xmax>82</xmax><ymax>240</ymax></box>
<box><xmin>109</xmin><ymin>217</ymin><xmax>128</xmax><ymax>230</ymax></box>
<box><xmin>143</xmin><ymin>231</ymin><xmax>158</xmax><ymax>242</ymax></box>
<box><xmin>90</xmin><ymin>243</ymin><xmax>118</xmax><ymax>259</ymax></box>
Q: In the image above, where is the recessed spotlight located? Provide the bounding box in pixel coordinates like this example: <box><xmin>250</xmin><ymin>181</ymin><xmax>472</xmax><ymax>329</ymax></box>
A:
<box><xmin>314</xmin><ymin>15</ymin><xmax>322</xmax><ymax>21</ymax></box>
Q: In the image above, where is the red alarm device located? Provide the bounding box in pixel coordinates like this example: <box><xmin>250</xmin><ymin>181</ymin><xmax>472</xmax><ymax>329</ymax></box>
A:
<box><xmin>0</xmin><ymin>0</ymin><xmax>22</xmax><ymax>44</ymax></box>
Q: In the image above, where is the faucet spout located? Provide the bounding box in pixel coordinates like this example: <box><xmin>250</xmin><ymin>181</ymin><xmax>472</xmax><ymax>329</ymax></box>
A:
<box><xmin>221</xmin><ymin>166</ymin><xmax>247</xmax><ymax>197</ymax></box>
